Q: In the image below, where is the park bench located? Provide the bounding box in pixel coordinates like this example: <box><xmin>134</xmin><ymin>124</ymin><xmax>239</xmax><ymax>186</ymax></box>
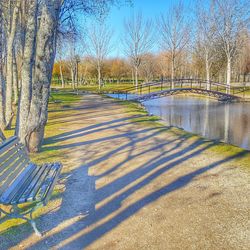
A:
<box><xmin>0</xmin><ymin>136</ymin><xmax>62</xmax><ymax>236</ymax></box>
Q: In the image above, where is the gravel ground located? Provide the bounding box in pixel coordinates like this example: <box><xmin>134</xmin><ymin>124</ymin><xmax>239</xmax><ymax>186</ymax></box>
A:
<box><xmin>0</xmin><ymin>94</ymin><xmax>249</xmax><ymax>250</ymax></box>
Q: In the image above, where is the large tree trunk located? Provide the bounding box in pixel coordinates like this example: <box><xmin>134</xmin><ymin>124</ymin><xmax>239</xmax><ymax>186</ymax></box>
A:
<box><xmin>0</xmin><ymin>127</ymin><xmax>5</xmax><ymax>141</ymax></box>
<box><xmin>0</xmin><ymin>9</ymin><xmax>6</xmax><ymax>130</ymax></box>
<box><xmin>0</xmin><ymin>72</ymin><xmax>6</xmax><ymax>130</ymax></box>
<box><xmin>17</xmin><ymin>0</ymin><xmax>38</xmax><ymax>144</ymax></box>
<box><xmin>25</xmin><ymin>1</ymin><xmax>61</xmax><ymax>152</ymax></box>
<box><xmin>5</xmin><ymin>2</ymin><xmax>20</xmax><ymax>129</ymax></box>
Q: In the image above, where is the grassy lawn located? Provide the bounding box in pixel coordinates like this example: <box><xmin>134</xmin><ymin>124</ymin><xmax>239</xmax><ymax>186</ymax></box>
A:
<box><xmin>0</xmin><ymin>92</ymin><xmax>82</xmax><ymax>235</ymax></box>
<box><xmin>51</xmin><ymin>83</ymin><xmax>135</xmax><ymax>93</ymax></box>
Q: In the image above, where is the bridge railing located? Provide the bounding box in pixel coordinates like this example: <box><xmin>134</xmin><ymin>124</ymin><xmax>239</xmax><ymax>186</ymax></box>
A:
<box><xmin>110</xmin><ymin>79</ymin><xmax>247</xmax><ymax>100</ymax></box>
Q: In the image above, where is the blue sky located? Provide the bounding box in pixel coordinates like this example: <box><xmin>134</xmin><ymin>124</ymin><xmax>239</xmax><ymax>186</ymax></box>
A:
<box><xmin>76</xmin><ymin>0</ymin><xmax>194</xmax><ymax>58</ymax></box>
<box><xmin>106</xmin><ymin>0</ymin><xmax>163</xmax><ymax>56</ymax></box>
<box><xmin>104</xmin><ymin>0</ymin><xmax>193</xmax><ymax>57</ymax></box>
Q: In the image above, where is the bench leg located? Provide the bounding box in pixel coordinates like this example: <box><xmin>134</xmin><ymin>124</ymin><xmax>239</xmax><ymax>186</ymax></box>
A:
<box><xmin>29</xmin><ymin>219</ymin><xmax>42</xmax><ymax>237</ymax></box>
<box><xmin>0</xmin><ymin>203</ymin><xmax>43</xmax><ymax>237</ymax></box>
<box><xmin>24</xmin><ymin>203</ymin><xmax>44</xmax><ymax>237</ymax></box>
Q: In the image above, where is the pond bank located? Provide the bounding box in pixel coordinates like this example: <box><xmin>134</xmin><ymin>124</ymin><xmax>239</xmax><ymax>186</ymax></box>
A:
<box><xmin>0</xmin><ymin>93</ymin><xmax>249</xmax><ymax>249</ymax></box>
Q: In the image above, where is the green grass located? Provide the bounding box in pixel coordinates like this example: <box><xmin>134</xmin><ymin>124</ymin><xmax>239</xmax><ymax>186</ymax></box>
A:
<box><xmin>51</xmin><ymin>83</ymin><xmax>135</xmax><ymax>93</ymax></box>
<box><xmin>50</xmin><ymin>92</ymin><xmax>82</xmax><ymax>103</ymax></box>
<box><xmin>0</xmin><ymin>92</ymin><xmax>79</xmax><ymax>234</ymax></box>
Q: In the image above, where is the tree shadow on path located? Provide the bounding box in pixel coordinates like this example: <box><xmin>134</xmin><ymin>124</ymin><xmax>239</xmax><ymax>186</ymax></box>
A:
<box><xmin>28</xmin><ymin>132</ymin><xmax>247</xmax><ymax>249</ymax></box>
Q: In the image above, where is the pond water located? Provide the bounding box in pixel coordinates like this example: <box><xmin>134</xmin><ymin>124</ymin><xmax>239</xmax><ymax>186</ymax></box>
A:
<box><xmin>108</xmin><ymin>94</ymin><xmax>250</xmax><ymax>150</ymax></box>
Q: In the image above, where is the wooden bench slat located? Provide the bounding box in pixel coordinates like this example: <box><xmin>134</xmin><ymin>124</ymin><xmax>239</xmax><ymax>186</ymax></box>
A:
<box><xmin>16</xmin><ymin>164</ymin><xmax>49</xmax><ymax>204</ymax></box>
<box><xmin>0</xmin><ymin>147</ymin><xmax>28</xmax><ymax>181</ymax></box>
<box><xmin>0</xmin><ymin>143</ymin><xmax>24</xmax><ymax>164</ymax></box>
<box><xmin>0</xmin><ymin>151</ymin><xmax>29</xmax><ymax>184</ymax></box>
<box><xmin>0</xmin><ymin>157</ymin><xmax>29</xmax><ymax>195</ymax></box>
<box><xmin>23</xmin><ymin>164</ymin><xmax>55</xmax><ymax>203</ymax></box>
<box><xmin>0</xmin><ymin>163</ymin><xmax>36</xmax><ymax>204</ymax></box>
<box><xmin>40</xmin><ymin>163</ymin><xmax>62</xmax><ymax>205</ymax></box>
<box><xmin>0</xmin><ymin>137</ymin><xmax>19</xmax><ymax>156</ymax></box>
<box><xmin>34</xmin><ymin>164</ymin><xmax>60</xmax><ymax>201</ymax></box>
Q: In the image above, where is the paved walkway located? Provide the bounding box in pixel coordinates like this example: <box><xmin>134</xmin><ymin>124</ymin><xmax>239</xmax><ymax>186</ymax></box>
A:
<box><xmin>1</xmin><ymin>94</ymin><xmax>250</xmax><ymax>249</ymax></box>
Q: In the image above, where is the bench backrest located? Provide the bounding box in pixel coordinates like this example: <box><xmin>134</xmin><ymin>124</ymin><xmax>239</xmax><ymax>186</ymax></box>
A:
<box><xmin>0</xmin><ymin>136</ymin><xmax>30</xmax><ymax>196</ymax></box>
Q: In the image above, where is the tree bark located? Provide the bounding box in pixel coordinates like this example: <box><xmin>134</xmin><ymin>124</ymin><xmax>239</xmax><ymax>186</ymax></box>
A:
<box><xmin>5</xmin><ymin>1</ymin><xmax>20</xmax><ymax>129</ymax></box>
<box><xmin>25</xmin><ymin>0</ymin><xmax>61</xmax><ymax>152</ymax></box>
<box><xmin>0</xmin><ymin>128</ymin><xmax>5</xmax><ymax>141</ymax></box>
<box><xmin>13</xmin><ymin>51</ymin><xmax>18</xmax><ymax>105</ymax></box>
<box><xmin>0</xmin><ymin>70</ymin><xmax>5</xmax><ymax>130</ymax></box>
<box><xmin>0</xmin><ymin>9</ymin><xmax>6</xmax><ymax>130</ymax></box>
<box><xmin>17</xmin><ymin>0</ymin><xmax>38</xmax><ymax>144</ymax></box>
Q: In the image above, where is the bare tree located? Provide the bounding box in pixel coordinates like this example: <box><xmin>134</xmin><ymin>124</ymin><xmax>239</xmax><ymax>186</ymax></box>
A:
<box><xmin>139</xmin><ymin>53</ymin><xmax>158</xmax><ymax>82</ymax></box>
<box><xmin>195</xmin><ymin>1</ymin><xmax>217</xmax><ymax>89</ymax></box>
<box><xmin>213</xmin><ymin>0</ymin><xmax>250</xmax><ymax>91</ymax></box>
<box><xmin>123</xmin><ymin>13</ymin><xmax>154</xmax><ymax>90</ymax></box>
<box><xmin>56</xmin><ymin>40</ymin><xmax>66</xmax><ymax>88</ymax></box>
<box><xmin>236</xmin><ymin>32</ymin><xmax>250</xmax><ymax>82</ymax></box>
<box><xmin>87</xmin><ymin>22</ymin><xmax>112</xmax><ymax>90</ymax></box>
<box><xmin>159</xmin><ymin>1</ymin><xmax>190</xmax><ymax>88</ymax></box>
<box><xmin>67</xmin><ymin>39</ymin><xmax>78</xmax><ymax>90</ymax></box>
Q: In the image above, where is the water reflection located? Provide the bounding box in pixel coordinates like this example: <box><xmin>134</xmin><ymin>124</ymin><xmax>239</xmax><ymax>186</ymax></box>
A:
<box><xmin>143</xmin><ymin>96</ymin><xmax>250</xmax><ymax>150</ymax></box>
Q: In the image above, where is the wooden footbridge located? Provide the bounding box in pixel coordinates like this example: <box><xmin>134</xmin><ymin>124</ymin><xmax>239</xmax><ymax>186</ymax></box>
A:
<box><xmin>110</xmin><ymin>79</ymin><xmax>247</xmax><ymax>102</ymax></box>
